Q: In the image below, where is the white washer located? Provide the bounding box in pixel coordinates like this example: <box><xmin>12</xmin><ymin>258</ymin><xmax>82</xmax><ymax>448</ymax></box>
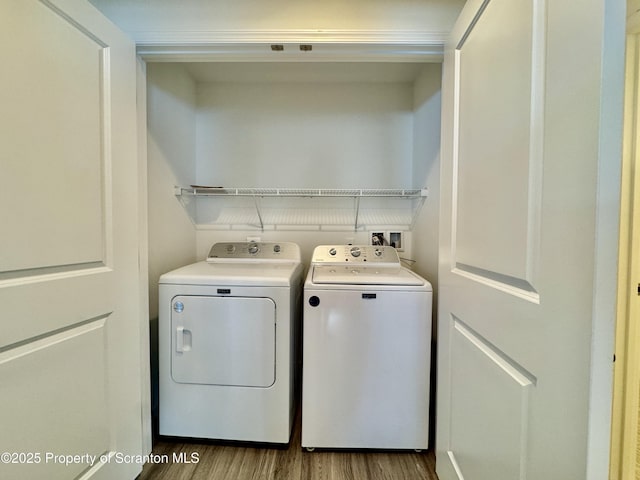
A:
<box><xmin>302</xmin><ymin>245</ymin><xmax>432</xmax><ymax>450</ymax></box>
<box><xmin>159</xmin><ymin>242</ymin><xmax>303</xmax><ymax>443</ymax></box>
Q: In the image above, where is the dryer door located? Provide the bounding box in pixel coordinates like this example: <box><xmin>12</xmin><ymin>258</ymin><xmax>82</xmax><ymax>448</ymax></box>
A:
<box><xmin>171</xmin><ymin>295</ymin><xmax>276</xmax><ymax>387</ymax></box>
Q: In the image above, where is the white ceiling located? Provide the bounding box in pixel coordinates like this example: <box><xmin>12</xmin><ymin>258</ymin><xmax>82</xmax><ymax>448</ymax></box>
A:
<box><xmin>88</xmin><ymin>0</ymin><xmax>464</xmax><ymax>40</ymax></box>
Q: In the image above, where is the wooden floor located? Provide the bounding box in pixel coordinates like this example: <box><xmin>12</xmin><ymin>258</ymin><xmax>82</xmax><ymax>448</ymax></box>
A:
<box><xmin>137</xmin><ymin>413</ymin><xmax>439</xmax><ymax>480</ymax></box>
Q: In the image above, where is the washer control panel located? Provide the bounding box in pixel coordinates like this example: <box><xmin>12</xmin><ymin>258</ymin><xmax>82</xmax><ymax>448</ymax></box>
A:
<box><xmin>207</xmin><ymin>242</ymin><xmax>300</xmax><ymax>262</ymax></box>
<box><xmin>312</xmin><ymin>245</ymin><xmax>399</xmax><ymax>265</ymax></box>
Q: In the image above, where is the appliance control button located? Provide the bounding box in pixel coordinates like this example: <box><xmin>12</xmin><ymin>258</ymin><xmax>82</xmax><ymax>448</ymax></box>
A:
<box><xmin>248</xmin><ymin>243</ymin><xmax>259</xmax><ymax>254</ymax></box>
<box><xmin>350</xmin><ymin>246</ymin><xmax>361</xmax><ymax>257</ymax></box>
<box><xmin>173</xmin><ymin>301</ymin><xmax>184</xmax><ymax>313</ymax></box>
<box><xmin>273</xmin><ymin>244</ymin><xmax>281</xmax><ymax>253</ymax></box>
<box><xmin>226</xmin><ymin>244</ymin><xmax>236</xmax><ymax>253</ymax></box>
<box><xmin>308</xmin><ymin>296</ymin><xmax>320</xmax><ymax>307</ymax></box>
<box><xmin>329</xmin><ymin>248</ymin><xmax>337</xmax><ymax>256</ymax></box>
<box><xmin>374</xmin><ymin>248</ymin><xmax>383</xmax><ymax>257</ymax></box>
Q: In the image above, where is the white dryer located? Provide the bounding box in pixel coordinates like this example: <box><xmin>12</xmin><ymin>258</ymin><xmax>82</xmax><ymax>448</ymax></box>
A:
<box><xmin>302</xmin><ymin>245</ymin><xmax>432</xmax><ymax>450</ymax></box>
<box><xmin>158</xmin><ymin>242</ymin><xmax>303</xmax><ymax>443</ymax></box>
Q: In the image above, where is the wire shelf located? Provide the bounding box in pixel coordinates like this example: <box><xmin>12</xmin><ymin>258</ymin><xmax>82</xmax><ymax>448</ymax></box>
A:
<box><xmin>175</xmin><ymin>186</ymin><xmax>427</xmax><ymax>231</ymax></box>
<box><xmin>177</xmin><ymin>186</ymin><xmax>426</xmax><ymax>198</ymax></box>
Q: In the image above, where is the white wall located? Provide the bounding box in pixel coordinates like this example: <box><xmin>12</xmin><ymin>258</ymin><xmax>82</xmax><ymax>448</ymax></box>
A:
<box><xmin>189</xmin><ymin>65</ymin><xmax>441</xmax><ymax>269</ymax></box>
<box><xmin>147</xmin><ymin>63</ymin><xmax>198</xmax><ymax>319</ymax></box>
<box><xmin>410</xmin><ymin>64</ymin><xmax>442</xmax><ymax>446</ymax></box>
<box><xmin>195</xmin><ymin>81</ymin><xmax>413</xmax><ymax>188</ymax></box>
<box><xmin>145</xmin><ymin>62</ymin><xmax>442</xmax><ymax>298</ymax></box>
<box><xmin>412</xmin><ymin>64</ymin><xmax>442</xmax><ymax>292</ymax></box>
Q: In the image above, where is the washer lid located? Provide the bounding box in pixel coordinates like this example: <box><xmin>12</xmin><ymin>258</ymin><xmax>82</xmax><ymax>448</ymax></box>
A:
<box><xmin>311</xmin><ymin>265</ymin><xmax>426</xmax><ymax>286</ymax></box>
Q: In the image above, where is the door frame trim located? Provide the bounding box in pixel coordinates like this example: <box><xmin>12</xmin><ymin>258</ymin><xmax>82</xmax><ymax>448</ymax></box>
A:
<box><xmin>134</xmin><ymin>29</ymin><xmax>446</xmax><ymax>62</ymax></box>
<box><xmin>610</xmin><ymin>7</ymin><xmax>640</xmax><ymax>479</ymax></box>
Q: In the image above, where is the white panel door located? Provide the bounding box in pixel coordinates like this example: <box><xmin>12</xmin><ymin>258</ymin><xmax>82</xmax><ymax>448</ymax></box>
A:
<box><xmin>0</xmin><ymin>1</ymin><xmax>145</xmax><ymax>479</ymax></box>
<box><xmin>436</xmin><ymin>0</ymin><xmax>622</xmax><ymax>479</ymax></box>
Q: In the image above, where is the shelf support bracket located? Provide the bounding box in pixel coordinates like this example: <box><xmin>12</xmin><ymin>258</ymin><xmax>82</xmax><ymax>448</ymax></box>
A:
<box><xmin>252</xmin><ymin>191</ymin><xmax>264</xmax><ymax>231</ymax></box>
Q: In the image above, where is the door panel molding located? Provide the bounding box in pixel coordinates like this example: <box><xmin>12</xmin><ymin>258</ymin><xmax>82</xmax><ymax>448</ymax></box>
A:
<box><xmin>0</xmin><ymin>0</ymin><xmax>114</xmax><ymax>275</ymax></box>
<box><xmin>0</xmin><ymin>263</ymin><xmax>109</xmax><ymax>283</ymax></box>
<box><xmin>0</xmin><ymin>318</ymin><xmax>110</xmax><ymax>480</ymax></box>
<box><xmin>452</xmin><ymin>264</ymin><xmax>539</xmax><ymax>303</ymax></box>
<box><xmin>0</xmin><ymin>313</ymin><xmax>110</xmax><ymax>355</ymax></box>
<box><xmin>447</xmin><ymin>316</ymin><xmax>534</xmax><ymax>480</ymax></box>
<box><xmin>451</xmin><ymin>318</ymin><xmax>536</xmax><ymax>387</ymax></box>
<box><xmin>450</xmin><ymin>0</ymin><xmax>545</xmax><ymax>300</ymax></box>
<box><xmin>0</xmin><ymin>269</ymin><xmax>111</xmax><ymax>350</ymax></box>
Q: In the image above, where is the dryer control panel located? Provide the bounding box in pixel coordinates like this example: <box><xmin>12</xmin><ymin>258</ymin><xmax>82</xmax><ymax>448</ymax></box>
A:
<box><xmin>311</xmin><ymin>245</ymin><xmax>400</xmax><ymax>265</ymax></box>
<box><xmin>207</xmin><ymin>242</ymin><xmax>301</xmax><ymax>262</ymax></box>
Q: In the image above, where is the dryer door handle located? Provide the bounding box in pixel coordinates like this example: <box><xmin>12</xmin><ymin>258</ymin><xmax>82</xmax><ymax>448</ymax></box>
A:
<box><xmin>176</xmin><ymin>326</ymin><xmax>184</xmax><ymax>353</ymax></box>
<box><xmin>176</xmin><ymin>326</ymin><xmax>192</xmax><ymax>353</ymax></box>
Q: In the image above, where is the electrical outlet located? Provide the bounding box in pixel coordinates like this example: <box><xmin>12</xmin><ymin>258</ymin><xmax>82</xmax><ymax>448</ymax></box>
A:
<box><xmin>370</xmin><ymin>232</ymin><xmax>385</xmax><ymax>246</ymax></box>
<box><xmin>389</xmin><ymin>232</ymin><xmax>403</xmax><ymax>251</ymax></box>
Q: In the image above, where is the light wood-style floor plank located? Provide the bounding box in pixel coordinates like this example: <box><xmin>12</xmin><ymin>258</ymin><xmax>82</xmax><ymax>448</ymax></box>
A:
<box><xmin>137</xmin><ymin>412</ymin><xmax>438</xmax><ymax>480</ymax></box>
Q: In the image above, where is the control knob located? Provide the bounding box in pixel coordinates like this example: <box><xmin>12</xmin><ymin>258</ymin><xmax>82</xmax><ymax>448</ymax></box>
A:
<box><xmin>350</xmin><ymin>246</ymin><xmax>361</xmax><ymax>258</ymax></box>
<box><xmin>248</xmin><ymin>243</ymin><xmax>259</xmax><ymax>254</ymax></box>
